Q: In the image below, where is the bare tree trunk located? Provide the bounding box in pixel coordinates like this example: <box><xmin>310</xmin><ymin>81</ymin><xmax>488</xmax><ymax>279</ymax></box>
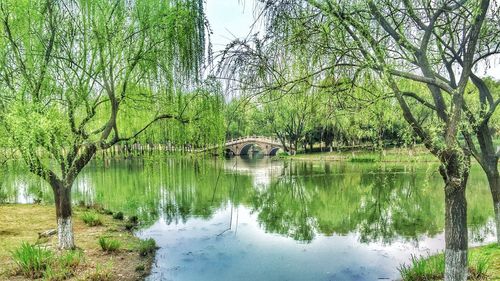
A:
<box><xmin>53</xmin><ymin>182</ymin><xmax>74</xmax><ymax>249</ymax></box>
<box><xmin>440</xmin><ymin>152</ymin><xmax>470</xmax><ymax>281</ymax></box>
<box><xmin>444</xmin><ymin>180</ymin><xmax>468</xmax><ymax>281</ymax></box>
<box><xmin>486</xmin><ymin>171</ymin><xmax>500</xmax><ymax>244</ymax></box>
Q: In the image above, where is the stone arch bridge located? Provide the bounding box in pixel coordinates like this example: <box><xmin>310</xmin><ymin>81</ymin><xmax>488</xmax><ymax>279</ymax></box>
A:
<box><xmin>224</xmin><ymin>136</ymin><xmax>285</xmax><ymax>156</ymax></box>
<box><xmin>197</xmin><ymin>136</ymin><xmax>284</xmax><ymax>156</ymax></box>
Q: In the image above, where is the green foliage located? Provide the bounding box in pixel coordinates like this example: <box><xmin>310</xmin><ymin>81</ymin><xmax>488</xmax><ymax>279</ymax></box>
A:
<box><xmin>398</xmin><ymin>254</ymin><xmax>445</xmax><ymax>281</ymax></box>
<box><xmin>0</xmin><ymin>184</ymin><xmax>7</xmax><ymax>203</ymax></box>
<box><xmin>58</xmin><ymin>250</ymin><xmax>84</xmax><ymax>272</ymax></box>
<box><xmin>98</xmin><ymin>237</ymin><xmax>121</xmax><ymax>253</ymax></box>
<box><xmin>277</xmin><ymin>151</ymin><xmax>289</xmax><ymax>157</ymax></box>
<box><xmin>137</xmin><ymin>238</ymin><xmax>157</xmax><ymax>257</ymax></box>
<box><xmin>112</xmin><ymin>212</ymin><xmax>124</xmax><ymax>220</ymax></box>
<box><xmin>349</xmin><ymin>156</ymin><xmax>377</xmax><ymax>163</ymax></box>
<box><xmin>11</xmin><ymin>243</ymin><xmax>53</xmax><ymax>278</ymax></box>
<box><xmin>43</xmin><ymin>250</ymin><xmax>83</xmax><ymax>281</ymax></box>
<box><xmin>81</xmin><ymin>212</ymin><xmax>102</xmax><ymax>227</ymax></box>
<box><xmin>128</xmin><ymin>215</ymin><xmax>139</xmax><ymax>224</ymax></box>
<box><xmin>42</xmin><ymin>264</ymin><xmax>71</xmax><ymax>281</ymax></box>
<box><xmin>398</xmin><ymin>252</ymin><xmax>489</xmax><ymax>281</ymax></box>
<box><xmin>10</xmin><ymin>243</ymin><xmax>84</xmax><ymax>280</ymax></box>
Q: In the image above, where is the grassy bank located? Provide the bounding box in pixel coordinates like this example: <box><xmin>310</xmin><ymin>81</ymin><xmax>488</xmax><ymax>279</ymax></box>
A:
<box><xmin>399</xmin><ymin>244</ymin><xmax>500</xmax><ymax>280</ymax></box>
<box><xmin>0</xmin><ymin>204</ymin><xmax>156</xmax><ymax>281</ymax></box>
<box><xmin>282</xmin><ymin>146</ymin><xmax>438</xmax><ymax>163</ymax></box>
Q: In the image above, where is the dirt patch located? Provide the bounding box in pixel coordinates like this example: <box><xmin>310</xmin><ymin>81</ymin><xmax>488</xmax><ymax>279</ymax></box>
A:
<box><xmin>0</xmin><ymin>204</ymin><xmax>155</xmax><ymax>281</ymax></box>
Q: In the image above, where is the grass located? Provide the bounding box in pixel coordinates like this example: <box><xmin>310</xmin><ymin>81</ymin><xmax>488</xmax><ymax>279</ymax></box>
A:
<box><xmin>287</xmin><ymin>146</ymin><xmax>439</xmax><ymax>163</ymax></box>
<box><xmin>81</xmin><ymin>212</ymin><xmax>103</xmax><ymax>227</ymax></box>
<box><xmin>0</xmin><ymin>204</ymin><xmax>156</xmax><ymax>281</ymax></box>
<box><xmin>83</xmin><ymin>263</ymin><xmax>113</xmax><ymax>281</ymax></box>
<box><xmin>10</xmin><ymin>243</ymin><xmax>84</xmax><ymax>280</ymax></box>
<box><xmin>399</xmin><ymin>244</ymin><xmax>500</xmax><ymax>280</ymax></box>
<box><xmin>137</xmin><ymin>238</ymin><xmax>156</xmax><ymax>257</ymax></box>
<box><xmin>98</xmin><ymin>237</ymin><xmax>121</xmax><ymax>253</ymax></box>
<box><xmin>11</xmin><ymin>242</ymin><xmax>53</xmax><ymax>279</ymax></box>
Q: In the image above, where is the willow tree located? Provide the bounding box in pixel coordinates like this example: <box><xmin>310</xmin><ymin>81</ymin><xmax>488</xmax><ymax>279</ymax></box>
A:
<box><xmin>0</xmin><ymin>0</ymin><xmax>216</xmax><ymax>249</ymax></box>
<box><xmin>222</xmin><ymin>0</ymin><xmax>497</xmax><ymax>280</ymax></box>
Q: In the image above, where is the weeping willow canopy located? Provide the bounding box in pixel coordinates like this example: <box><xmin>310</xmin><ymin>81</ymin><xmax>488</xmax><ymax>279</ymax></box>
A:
<box><xmin>0</xmin><ymin>0</ymin><xmax>224</xmax><ymax>178</ymax></box>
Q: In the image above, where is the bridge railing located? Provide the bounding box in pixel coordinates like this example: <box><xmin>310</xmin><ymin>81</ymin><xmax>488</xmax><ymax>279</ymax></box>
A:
<box><xmin>227</xmin><ymin>135</ymin><xmax>284</xmax><ymax>145</ymax></box>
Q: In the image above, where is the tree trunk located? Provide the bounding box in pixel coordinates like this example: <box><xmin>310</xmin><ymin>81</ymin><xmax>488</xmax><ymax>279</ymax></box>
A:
<box><xmin>486</xmin><ymin>171</ymin><xmax>500</xmax><ymax>244</ymax></box>
<box><xmin>440</xmin><ymin>152</ymin><xmax>470</xmax><ymax>281</ymax></box>
<box><xmin>444</xmin><ymin>180</ymin><xmax>468</xmax><ymax>281</ymax></box>
<box><xmin>53</xmin><ymin>182</ymin><xmax>74</xmax><ymax>249</ymax></box>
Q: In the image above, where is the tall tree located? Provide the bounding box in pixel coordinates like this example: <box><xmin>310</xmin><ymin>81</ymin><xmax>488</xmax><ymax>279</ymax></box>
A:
<box><xmin>223</xmin><ymin>0</ymin><xmax>497</xmax><ymax>280</ymax></box>
<box><xmin>0</xmin><ymin>0</ymin><xmax>214</xmax><ymax>249</ymax></box>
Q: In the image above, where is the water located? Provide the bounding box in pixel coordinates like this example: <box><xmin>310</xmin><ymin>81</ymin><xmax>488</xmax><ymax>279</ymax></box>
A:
<box><xmin>0</xmin><ymin>156</ymin><xmax>496</xmax><ymax>281</ymax></box>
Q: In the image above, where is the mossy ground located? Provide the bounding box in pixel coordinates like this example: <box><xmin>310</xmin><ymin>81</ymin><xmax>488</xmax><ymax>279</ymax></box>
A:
<box><xmin>0</xmin><ymin>204</ymin><xmax>154</xmax><ymax>281</ymax></box>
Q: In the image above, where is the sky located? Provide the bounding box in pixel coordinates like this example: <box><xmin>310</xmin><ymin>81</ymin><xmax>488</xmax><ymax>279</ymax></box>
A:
<box><xmin>205</xmin><ymin>0</ymin><xmax>257</xmax><ymax>54</ymax></box>
<box><xmin>205</xmin><ymin>0</ymin><xmax>499</xmax><ymax>79</ymax></box>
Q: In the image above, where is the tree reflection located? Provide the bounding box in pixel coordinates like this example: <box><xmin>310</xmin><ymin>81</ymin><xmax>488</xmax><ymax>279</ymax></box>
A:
<box><xmin>2</xmin><ymin>158</ymin><xmax>493</xmax><ymax>243</ymax></box>
<box><xmin>251</xmin><ymin>162</ymin><xmax>492</xmax><ymax>244</ymax></box>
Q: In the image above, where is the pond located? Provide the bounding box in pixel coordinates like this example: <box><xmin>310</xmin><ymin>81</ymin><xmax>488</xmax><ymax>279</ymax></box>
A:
<box><xmin>0</xmin><ymin>156</ymin><xmax>496</xmax><ymax>281</ymax></box>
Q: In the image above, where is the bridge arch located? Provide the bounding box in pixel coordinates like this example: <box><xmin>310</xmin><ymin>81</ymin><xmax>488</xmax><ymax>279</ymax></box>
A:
<box><xmin>199</xmin><ymin>136</ymin><xmax>285</xmax><ymax>156</ymax></box>
<box><xmin>239</xmin><ymin>143</ymin><xmax>259</xmax><ymax>155</ymax></box>
<box><xmin>224</xmin><ymin>136</ymin><xmax>284</xmax><ymax>156</ymax></box>
<box><xmin>225</xmin><ymin>148</ymin><xmax>236</xmax><ymax>156</ymax></box>
<box><xmin>268</xmin><ymin>147</ymin><xmax>281</xmax><ymax>156</ymax></box>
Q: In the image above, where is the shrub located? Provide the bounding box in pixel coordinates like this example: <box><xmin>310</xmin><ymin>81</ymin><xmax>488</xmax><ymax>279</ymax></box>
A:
<box><xmin>128</xmin><ymin>215</ymin><xmax>139</xmax><ymax>224</ymax></box>
<box><xmin>125</xmin><ymin>222</ymin><xmax>135</xmax><ymax>230</ymax></box>
<box><xmin>349</xmin><ymin>156</ymin><xmax>376</xmax><ymax>163</ymax></box>
<box><xmin>138</xmin><ymin>238</ymin><xmax>157</xmax><ymax>256</ymax></box>
<box><xmin>11</xmin><ymin>242</ymin><xmax>53</xmax><ymax>278</ymax></box>
<box><xmin>112</xmin><ymin>211</ymin><xmax>124</xmax><ymax>220</ymax></box>
<box><xmin>81</xmin><ymin>212</ymin><xmax>102</xmax><ymax>227</ymax></box>
<box><xmin>277</xmin><ymin>151</ymin><xmax>289</xmax><ymax>157</ymax></box>
<box><xmin>98</xmin><ymin>237</ymin><xmax>121</xmax><ymax>252</ymax></box>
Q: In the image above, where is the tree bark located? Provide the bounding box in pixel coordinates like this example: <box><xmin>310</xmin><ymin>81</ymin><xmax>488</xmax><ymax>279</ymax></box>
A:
<box><xmin>52</xmin><ymin>182</ymin><xmax>74</xmax><ymax>249</ymax></box>
<box><xmin>444</xmin><ymin>180</ymin><xmax>468</xmax><ymax>281</ymax></box>
<box><xmin>486</xmin><ymin>171</ymin><xmax>500</xmax><ymax>244</ymax></box>
<box><xmin>440</xmin><ymin>151</ymin><xmax>470</xmax><ymax>281</ymax></box>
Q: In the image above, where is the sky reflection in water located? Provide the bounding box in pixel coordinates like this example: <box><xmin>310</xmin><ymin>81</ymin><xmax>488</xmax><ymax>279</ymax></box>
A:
<box><xmin>1</xmin><ymin>156</ymin><xmax>496</xmax><ymax>280</ymax></box>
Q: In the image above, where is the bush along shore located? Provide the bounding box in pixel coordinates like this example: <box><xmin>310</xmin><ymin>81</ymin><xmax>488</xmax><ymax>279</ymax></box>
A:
<box><xmin>398</xmin><ymin>243</ymin><xmax>500</xmax><ymax>281</ymax></box>
<box><xmin>0</xmin><ymin>204</ymin><xmax>157</xmax><ymax>281</ymax></box>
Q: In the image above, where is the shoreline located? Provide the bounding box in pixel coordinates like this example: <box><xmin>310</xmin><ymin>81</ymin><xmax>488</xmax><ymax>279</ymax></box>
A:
<box><xmin>0</xmin><ymin>204</ymin><xmax>156</xmax><ymax>281</ymax></box>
